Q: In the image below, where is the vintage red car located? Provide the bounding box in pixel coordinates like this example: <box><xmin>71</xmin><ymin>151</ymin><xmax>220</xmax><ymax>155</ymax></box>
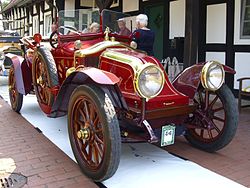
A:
<box><xmin>7</xmin><ymin>9</ymin><xmax>238</xmax><ymax>181</ymax></box>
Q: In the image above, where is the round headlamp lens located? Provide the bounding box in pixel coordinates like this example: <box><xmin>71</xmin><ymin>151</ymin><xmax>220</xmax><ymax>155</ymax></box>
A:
<box><xmin>137</xmin><ymin>65</ymin><xmax>164</xmax><ymax>99</ymax></box>
<box><xmin>207</xmin><ymin>64</ymin><xmax>224</xmax><ymax>89</ymax></box>
<box><xmin>201</xmin><ymin>61</ymin><xmax>225</xmax><ymax>91</ymax></box>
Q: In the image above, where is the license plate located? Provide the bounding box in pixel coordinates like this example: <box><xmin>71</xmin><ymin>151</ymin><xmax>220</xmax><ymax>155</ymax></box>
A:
<box><xmin>161</xmin><ymin>125</ymin><xmax>175</xmax><ymax>146</ymax></box>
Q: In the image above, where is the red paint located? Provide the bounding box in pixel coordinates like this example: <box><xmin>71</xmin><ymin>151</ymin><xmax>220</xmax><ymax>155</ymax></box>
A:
<box><xmin>15</xmin><ymin>12</ymin><xmax>236</xmax><ymax>120</ymax></box>
<box><xmin>173</xmin><ymin>64</ymin><xmax>203</xmax><ymax>99</ymax></box>
<box><xmin>39</xmin><ymin>102</ymin><xmax>52</xmax><ymax>114</ymax></box>
<box><xmin>78</xmin><ymin>67</ymin><xmax>120</xmax><ymax>85</ymax></box>
<box><xmin>99</xmin><ymin>49</ymin><xmax>189</xmax><ymax>111</ymax></box>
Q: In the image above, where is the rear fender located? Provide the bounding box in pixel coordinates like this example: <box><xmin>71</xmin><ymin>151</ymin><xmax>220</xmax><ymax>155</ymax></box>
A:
<box><xmin>172</xmin><ymin>63</ymin><xmax>236</xmax><ymax>99</ymax></box>
<box><xmin>6</xmin><ymin>53</ymin><xmax>32</xmax><ymax>95</ymax></box>
<box><xmin>49</xmin><ymin>67</ymin><xmax>127</xmax><ymax>117</ymax></box>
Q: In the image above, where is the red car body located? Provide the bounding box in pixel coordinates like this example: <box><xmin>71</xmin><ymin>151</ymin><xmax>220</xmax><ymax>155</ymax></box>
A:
<box><xmin>7</xmin><ymin>9</ymin><xmax>238</xmax><ymax>182</ymax></box>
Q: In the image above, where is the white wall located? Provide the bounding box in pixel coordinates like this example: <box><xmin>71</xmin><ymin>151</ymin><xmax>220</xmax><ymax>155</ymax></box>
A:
<box><xmin>206</xmin><ymin>3</ymin><xmax>226</xmax><ymax>44</ymax></box>
<box><xmin>234</xmin><ymin>0</ymin><xmax>250</xmax><ymax>89</ymax></box>
<box><xmin>206</xmin><ymin>52</ymin><xmax>225</xmax><ymax>65</ymax></box>
<box><xmin>235</xmin><ymin>53</ymin><xmax>250</xmax><ymax>89</ymax></box>
<box><xmin>169</xmin><ymin>0</ymin><xmax>185</xmax><ymax>39</ymax></box>
<box><xmin>123</xmin><ymin>0</ymin><xmax>139</xmax><ymax>13</ymax></box>
<box><xmin>80</xmin><ymin>0</ymin><xmax>94</xmax><ymax>7</ymax></box>
<box><xmin>0</xmin><ymin>5</ymin><xmax>3</xmax><ymax>30</ymax></box>
<box><xmin>205</xmin><ymin>3</ymin><xmax>226</xmax><ymax>84</ymax></box>
<box><xmin>33</xmin><ymin>15</ymin><xmax>39</xmax><ymax>34</ymax></box>
<box><xmin>65</xmin><ymin>0</ymin><xmax>75</xmax><ymax>10</ymax></box>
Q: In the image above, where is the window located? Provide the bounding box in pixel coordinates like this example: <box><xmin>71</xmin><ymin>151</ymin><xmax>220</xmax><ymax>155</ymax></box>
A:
<box><xmin>111</xmin><ymin>0</ymin><xmax>119</xmax><ymax>7</ymax></box>
<box><xmin>44</xmin><ymin>14</ymin><xmax>52</xmax><ymax>36</ymax></box>
<box><xmin>33</xmin><ymin>16</ymin><xmax>39</xmax><ymax>34</ymax></box>
<box><xmin>241</xmin><ymin>0</ymin><xmax>250</xmax><ymax>38</ymax></box>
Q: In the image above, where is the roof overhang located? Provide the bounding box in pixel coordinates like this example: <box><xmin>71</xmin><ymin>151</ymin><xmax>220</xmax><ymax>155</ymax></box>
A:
<box><xmin>1</xmin><ymin>0</ymin><xmax>32</xmax><ymax>13</ymax></box>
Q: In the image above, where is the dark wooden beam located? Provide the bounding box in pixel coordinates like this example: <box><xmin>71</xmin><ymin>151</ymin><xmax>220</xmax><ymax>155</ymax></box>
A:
<box><xmin>56</xmin><ymin>0</ymin><xmax>64</xmax><ymax>11</ymax></box>
<box><xmin>184</xmin><ymin>0</ymin><xmax>199</xmax><ymax>67</ymax></box>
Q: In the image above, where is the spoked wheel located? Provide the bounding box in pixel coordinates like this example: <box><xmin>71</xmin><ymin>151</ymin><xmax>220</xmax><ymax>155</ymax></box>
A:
<box><xmin>68</xmin><ymin>85</ymin><xmax>121</xmax><ymax>182</ymax></box>
<box><xmin>185</xmin><ymin>84</ymin><xmax>238</xmax><ymax>152</ymax></box>
<box><xmin>32</xmin><ymin>46</ymin><xmax>58</xmax><ymax>110</ymax></box>
<box><xmin>8</xmin><ymin>66</ymin><xmax>23</xmax><ymax>112</ymax></box>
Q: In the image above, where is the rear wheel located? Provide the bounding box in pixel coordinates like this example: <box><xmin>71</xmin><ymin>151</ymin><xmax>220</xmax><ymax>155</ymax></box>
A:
<box><xmin>32</xmin><ymin>46</ymin><xmax>58</xmax><ymax>109</ymax></box>
<box><xmin>8</xmin><ymin>66</ymin><xmax>23</xmax><ymax>112</ymax></box>
<box><xmin>185</xmin><ymin>84</ymin><xmax>238</xmax><ymax>152</ymax></box>
<box><xmin>68</xmin><ymin>85</ymin><xmax>121</xmax><ymax>182</ymax></box>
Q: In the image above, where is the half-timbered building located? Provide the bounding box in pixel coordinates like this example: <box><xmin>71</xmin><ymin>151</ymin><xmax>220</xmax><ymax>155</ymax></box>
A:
<box><xmin>1</xmin><ymin>0</ymin><xmax>250</xmax><ymax>95</ymax></box>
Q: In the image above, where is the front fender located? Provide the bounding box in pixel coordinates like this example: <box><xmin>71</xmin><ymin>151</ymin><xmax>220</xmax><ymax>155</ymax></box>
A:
<box><xmin>49</xmin><ymin>67</ymin><xmax>121</xmax><ymax>117</ymax></box>
<box><xmin>5</xmin><ymin>53</ymin><xmax>32</xmax><ymax>95</ymax></box>
<box><xmin>172</xmin><ymin>63</ymin><xmax>236</xmax><ymax>99</ymax></box>
<box><xmin>75</xmin><ymin>67</ymin><xmax>120</xmax><ymax>85</ymax></box>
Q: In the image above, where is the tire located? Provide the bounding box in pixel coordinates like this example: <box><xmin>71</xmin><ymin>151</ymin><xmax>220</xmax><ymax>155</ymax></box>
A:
<box><xmin>185</xmin><ymin>84</ymin><xmax>238</xmax><ymax>152</ymax></box>
<box><xmin>68</xmin><ymin>85</ymin><xmax>121</xmax><ymax>182</ymax></box>
<box><xmin>8</xmin><ymin>65</ymin><xmax>23</xmax><ymax>112</ymax></box>
<box><xmin>32</xmin><ymin>46</ymin><xmax>58</xmax><ymax>107</ymax></box>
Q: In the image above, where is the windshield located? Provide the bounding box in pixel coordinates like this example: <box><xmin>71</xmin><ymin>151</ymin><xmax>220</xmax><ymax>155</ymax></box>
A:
<box><xmin>58</xmin><ymin>9</ymin><xmax>100</xmax><ymax>35</ymax></box>
<box><xmin>102</xmin><ymin>9</ymin><xmax>133</xmax><ymax>37</ymax></box>
<box><xmin>58</xmin><ymin>9</ymin><xmax>136</xmax><ymax>37</ymax></box>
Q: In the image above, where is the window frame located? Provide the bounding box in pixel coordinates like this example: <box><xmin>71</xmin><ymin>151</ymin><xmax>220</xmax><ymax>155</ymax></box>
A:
<box><xmin>240</xmin><ymin>0</ymin><xmax>250</xmax><ymax>39</ymax></box>
<box><xmin>111</xmin><ymin>0</ymin><xmax>119</xmax><ymax>8</ymax></box>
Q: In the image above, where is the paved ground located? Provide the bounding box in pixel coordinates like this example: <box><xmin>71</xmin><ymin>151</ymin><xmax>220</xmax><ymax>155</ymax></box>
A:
<box><xmin>1</xmin><ymin>74</ymin><xmax>249</xmax><ymax>187</ymax></box>
<box><xmin>167</xmin><ymin>107</ymin><xmax>250</xmax><ymax>187</ymax></box>
<box><xmin>0</xmin><ymin>98</ymin><xmax>98</xmax><ymax>188</ymax></box>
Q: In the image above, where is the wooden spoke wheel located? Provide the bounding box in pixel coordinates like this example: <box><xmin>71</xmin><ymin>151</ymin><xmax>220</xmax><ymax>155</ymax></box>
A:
<box><xmin>8</xmin><ymin>66</ymin><xmax>23</xmax><ymax>112</ymax></box>
<box><xmin>185</xmin><ymin>84</ymin><xmax>238</xmax><ymax>152</ymax></box>
<box><xmin>68</xmin><ymin>85</ymin><xmax>121</xmax><ymax>182</ymax></box>
<box><xmin>32</xmin><ymin>46</ymin><xmax>58</xmax><ymax>108</ymax></box>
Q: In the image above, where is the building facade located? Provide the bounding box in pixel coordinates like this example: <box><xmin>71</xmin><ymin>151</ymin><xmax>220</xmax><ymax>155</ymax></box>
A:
<box><xmin>1</xmin><ymin>0</ymin><xmax>250</xmax><ymax>94</ymax></box>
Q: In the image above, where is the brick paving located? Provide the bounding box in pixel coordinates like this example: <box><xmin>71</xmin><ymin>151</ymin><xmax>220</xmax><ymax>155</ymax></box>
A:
<box><xmin>0</xmin><ymin>78</ymin><xmax>249</xmax><ymax>188</ymax></box>
<box><xmin>167</xmin><ymin>107</ymin><xmax>250</xmax><ymax>187</ymax></box>
<box><xmin>0</xmin><ymin>98</ymin><xmax>98</xmax><ymax>188</ymax></box>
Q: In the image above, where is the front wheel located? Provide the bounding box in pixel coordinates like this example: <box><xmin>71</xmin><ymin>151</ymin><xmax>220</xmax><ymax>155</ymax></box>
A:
<box><xmin>8</xmin><ymin>66</ymin><xmax>23</xmax><ymax>112</ymax></box>
<box><xmin>32</xmin><ymin>46</ymin><xmax>59</xmax><ymax>110</ymax></box>
<box><xmin>185</xmin><ymin>84</ymin><xmax>238</xmax><ymax>152</ymax></box>
<box><xmin>68</xmin><ymin>85</ymin><xmax>121</xmax><ymax>182</ymax></box>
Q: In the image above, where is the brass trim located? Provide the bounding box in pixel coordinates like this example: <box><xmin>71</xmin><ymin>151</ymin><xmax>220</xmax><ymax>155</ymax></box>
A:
<box><xmin>134</xmin><ymin>63</ymin><xmax>165</xmax><ymax>100</ymax></box>
<box><xmin>66</xmin><ymin>67</ymin><xmax>76</xmax><ymax>77</ymax></box>
<box><xmin>101</xmin><ymin>49</ymin><xmax>143</xmax><ymax>72</ymax></box>
<box><xmin>201</xmin><ymin>61</ymin><xmax>225</xmax><ymax>91</ymax></box>
<box><xmin>104</xmin><ymin>27</ymin><xmax>111</xmax><ymax>41</ymax></box>
<box><xmin>74</xmin><ymin>41</ymin><xmax>124</xmax><ymax>58</ymax></box>
<box><xmin>102</xmin><ymin>49</ymin><xmax>165</xmax><ymax>100</ymax></box>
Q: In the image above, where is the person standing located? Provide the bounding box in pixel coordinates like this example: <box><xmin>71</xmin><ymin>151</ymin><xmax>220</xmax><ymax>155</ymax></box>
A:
<box><xmin>117</xmin><ymin>18</ymin><xmax>131</xmax><ymax>36</ymax></box>
<box><xmin>132</xmin><ymin>14</ymin><xmax>155</xmax><ymax>56</ymax></box>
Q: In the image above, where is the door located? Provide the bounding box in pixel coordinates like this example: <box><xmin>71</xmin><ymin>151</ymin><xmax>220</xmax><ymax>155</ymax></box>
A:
<box><xmin>145</xmin><ymin>4</ymin><xmax>164</xmax><ymax>60</ymax></box>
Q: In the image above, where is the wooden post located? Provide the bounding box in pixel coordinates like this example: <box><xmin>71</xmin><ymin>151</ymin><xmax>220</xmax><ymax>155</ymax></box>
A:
<box><xmin>95</xmin><ymin>0</ymin><xmax>113</xmax><ymax>11</ymax></box>
<box><xmin>184</xmin><ymin>0</ymin><xmax>199</xmax><ymax>67</ymax></box>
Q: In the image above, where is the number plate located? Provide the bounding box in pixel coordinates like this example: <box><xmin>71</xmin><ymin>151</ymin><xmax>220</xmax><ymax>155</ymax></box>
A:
<box><xmin>161</xmin><ymin>125</ymin><xmax>175</xmax><ymax>146</ymax></box>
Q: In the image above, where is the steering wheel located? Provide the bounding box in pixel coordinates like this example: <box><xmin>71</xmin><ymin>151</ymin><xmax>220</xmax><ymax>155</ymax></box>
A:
<box><xmin>49</xmin><ymin>30</ymin><xmax>58</xmax><ymax>48</ymax></box>
<box><xmin>60</xmin><ymin>25</ymin><xmax>80</xmax><ymax>35</ymax></box>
